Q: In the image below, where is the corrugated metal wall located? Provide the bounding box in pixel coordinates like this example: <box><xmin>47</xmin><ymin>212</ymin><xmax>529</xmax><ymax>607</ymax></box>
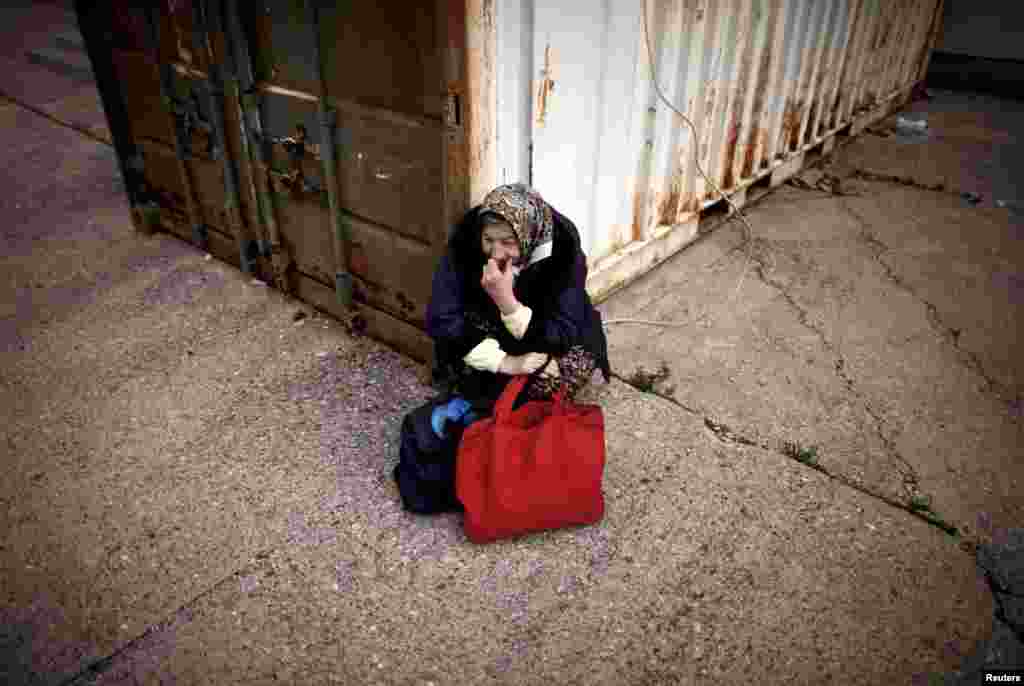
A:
<box><xmin>492</xmin><ymin>0</ymin><xmax>943</xmax><ymax>300</ymax></box>
<box><xmin>83</xmin><ymin>0</ymin><xmax>943</xmax><ymax>364</ymax></box>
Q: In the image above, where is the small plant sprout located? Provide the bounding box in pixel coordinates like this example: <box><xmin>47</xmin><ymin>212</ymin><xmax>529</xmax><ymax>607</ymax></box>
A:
<box><xmin>783</xmin><ymin>441</ymin><xmax>819</xmax><ymax>466</ymax></box>
<box><xmin>627</xmin><ymin>361</ymin><xmax>672</xmax><ymax>394</ymax></box>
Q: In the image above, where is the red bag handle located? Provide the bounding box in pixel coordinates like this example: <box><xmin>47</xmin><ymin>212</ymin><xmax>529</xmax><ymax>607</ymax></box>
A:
<box><xmin>493</xmin><ymin>375</ymin><xmax>530</xmax><ymax>420</ymax></box>
<box><xmin>493</xmin><ymin>374</ymin><xmax>569</xmax><ymax>421</ymax></box>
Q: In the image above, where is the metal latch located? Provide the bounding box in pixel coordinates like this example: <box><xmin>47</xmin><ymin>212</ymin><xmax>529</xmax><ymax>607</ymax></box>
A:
<box><xmin>445</xmin><ymin>92</ymin><xmax>461</xmax><ymax>127</ymax></box>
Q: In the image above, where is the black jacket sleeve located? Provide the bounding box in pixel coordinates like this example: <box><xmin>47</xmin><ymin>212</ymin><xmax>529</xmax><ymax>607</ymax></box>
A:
<box><xmin>517</xmin><ymin>251</ymin><xmax>588</xmax><ymax>357</ymax></box>
<box><xmin>426</xmin><ymin>253</ymin><xmax>488</xmax><ymax>364</ymax></box>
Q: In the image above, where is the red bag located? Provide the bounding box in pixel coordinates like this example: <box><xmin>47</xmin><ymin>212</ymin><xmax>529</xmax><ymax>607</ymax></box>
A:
<box><xmin>455</xmin><ymin>374</ymin><xmax>605</xmax><ymax>543</ymax></box>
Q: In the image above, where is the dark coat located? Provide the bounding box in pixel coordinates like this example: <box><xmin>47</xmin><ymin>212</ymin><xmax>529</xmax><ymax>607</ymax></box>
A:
<box><xmin>426</xmin><ymin>204</ymin><xmax>611</xmax><ymax>413</ymax></box>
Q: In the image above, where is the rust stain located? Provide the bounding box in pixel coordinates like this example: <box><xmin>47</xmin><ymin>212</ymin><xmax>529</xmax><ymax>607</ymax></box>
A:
<box><xmin>656</xmin><ymin>176</ymin><xmax>683</xmax><ymax>228</ymax></box>
<box><xmin>780</xmin><ymin>99</ymin><xmax>802</xmax><ymax>153</ymax></box>
<box><xmin>631</xmin><ymin>188</ymin><xmax>644</xmax><ymax>243</ymax></box>
<box><xmin>789</xmin><ymin>105</ymin><xmax>803</xmax><ymax>151</ymax></box>
<box><xmin>679</xmin><ymin>193</ymin><xmax>700</xmax><ymax>216</ymax></box>
<box><xmin>721</xmin><ymin>120</ymin><xmax>741</xmax><ymax>190</ymax></box>
<box><xmin>741</xmin><ymin>127</ymin><xmax>765</xmax><ymax>178</ymax></box>
<box><xmin>745</xmin><ymin>43</ymin><xmax>775</xmax><ymax>177</ymax></box>
<box><xmin>350</xmin><ymin>242</ymin><xmax>369</xmax><ymax>278</ymax></box>
<box><xmin>442</xmin><ymin>0</ymin><xmax>470</xmax><ymax>234</ymax></box>
<box><xmin>680</xmin><ymin>165</ymin><xmax>704</xmax><ymax>217</ymax></box>
<box><xmin>653</xmin><ymin>191</ymin><xmax>668</xmax><ymax>229</ymax></box>
<box><xmin>723</xmin><ymin>8</ymin><xmax>756</xmax><ymax>191</ymax></box>
<box><xmin>535</xmin><ymin>43</ymin><xmax>555</xmax><ymax>127</ymax></box>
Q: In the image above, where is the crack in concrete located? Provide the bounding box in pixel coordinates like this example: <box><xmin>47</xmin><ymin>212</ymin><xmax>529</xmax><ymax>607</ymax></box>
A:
<box><xmin>607</xmin><ymin>202</ymin><xmax>998</xmax><ymax>542</ymax></box>
<box><xmin>59</xmin><ymin>547</ymin><xmax>279</xmax><ymax>686</ymax></box>
<box><xmin>614</xmin><ymin>370</ymin><xmax>966</xmax><ymax>543</ymax></box>
<box><xmin>702</xmin><ymin>416</ymin><xmax>759</xmax><ymax>447</ymax></box>
<box><xmin>839</xmin><ymin>198</ymin><xmax>1019</xmax><ymax>416</ymax></box>
<box><xmin>744</xmin><ymin>236</ymin><xmax>924</xmax><ymax>497</ymax></box>
<box><xmin>848</xmin><ymin>168</ymin><xmax>983</xmax><ymax>204</ymax></box>
<box><xmin>0</xmin><ymin>88</ymin><xmax>113</xmax><ymax>149</ymax></box>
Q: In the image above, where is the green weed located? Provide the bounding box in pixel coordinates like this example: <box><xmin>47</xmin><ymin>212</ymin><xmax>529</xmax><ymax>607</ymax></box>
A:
<box><xmin>626</xmin><ymin>361</ymin><xmax>674</xmax><ymax>395</ymax></box>
<box><xmin>138</xmin><ymin>203</ymin><xmax>161</xmax><ymax>230</ymax></box>
<box><xmin>782</xmin><ymin>440</ymin><xmax>819</xmax><ymax>466</ymax></box>
<box><xmin>908</xmin><ymin>494</ymin><xmax>958</xmax><ymax>536</ymax></box>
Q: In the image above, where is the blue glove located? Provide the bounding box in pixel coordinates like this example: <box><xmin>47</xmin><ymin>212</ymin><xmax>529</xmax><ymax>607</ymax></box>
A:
<box><xmin>430</xmin><ymin>397</ymin><xmax>474</xmax><ymax>438</ymax></box>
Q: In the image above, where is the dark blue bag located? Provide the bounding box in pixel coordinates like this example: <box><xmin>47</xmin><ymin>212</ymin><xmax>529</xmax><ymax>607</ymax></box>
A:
<box><xmin>393</xmin><ymin>398</ymin><xmax>468</xmax><ymax>514</ymax></box>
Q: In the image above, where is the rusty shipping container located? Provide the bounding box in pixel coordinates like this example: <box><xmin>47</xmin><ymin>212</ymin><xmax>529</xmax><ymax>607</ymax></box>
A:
<box><xmin>76</xmin><ymin>0</ymin><xmax>944</xmax><ymax>362</ymax></box>
<box><xmin>481</xmin><ymin>0</ymin><xmax>945</xmax><ymax>302</ymax></box>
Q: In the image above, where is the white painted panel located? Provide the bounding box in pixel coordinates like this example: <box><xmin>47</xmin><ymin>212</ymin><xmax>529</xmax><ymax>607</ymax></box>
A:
<box><xmin>489</xmin><ymin>0</ymin><xmax>942</xmax><ymax>293</ymax></box>
<box><xmin>495</xmin><ymin>0</ymin><xmax>533</xmax><ymax>186</ymax></box>
<box><xmin>589</xmin><ymin>0</ymin><xmax>647</xmax><ymax>264</ymax></box>
<box><xmin>529</xmin><ymin>2</ymin><xmax>614</xmax><ymax>260</ymax></box>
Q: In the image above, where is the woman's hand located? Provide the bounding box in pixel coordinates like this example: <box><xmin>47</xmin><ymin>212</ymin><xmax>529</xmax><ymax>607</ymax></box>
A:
<box><xmin>481</xmin><ymin>258</ymin><xmax>520</xmax><ymax>314</ymax></box>
<box><xmin>499</xmin><ymin>352</ymin><xmax>549</xmax><ymax>376</ymax></box>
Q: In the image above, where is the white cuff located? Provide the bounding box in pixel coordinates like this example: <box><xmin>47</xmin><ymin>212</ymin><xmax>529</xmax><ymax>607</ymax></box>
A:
<box><xmin>500</xmin><ymin>304</ymin><xmax>533</xmax><ymax>340</ymax></box>
<box><xmin>463</xmin><ymin>337</ymin><xmax>507</xmax><ymax>373</ymax></box>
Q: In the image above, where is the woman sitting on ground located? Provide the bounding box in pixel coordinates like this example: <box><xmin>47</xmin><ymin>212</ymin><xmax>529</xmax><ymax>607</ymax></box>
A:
<box><xmin>394</xmin><ymin>183</ymin><xmax>611</xmax><ymax>514</ymax></box>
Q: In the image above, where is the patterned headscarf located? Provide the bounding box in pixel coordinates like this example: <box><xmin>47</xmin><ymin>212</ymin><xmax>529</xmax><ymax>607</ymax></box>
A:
<box><xmin>479</xmin><ymin>184</ymin><xmax>555</xmax><ymax>267</ymax></box>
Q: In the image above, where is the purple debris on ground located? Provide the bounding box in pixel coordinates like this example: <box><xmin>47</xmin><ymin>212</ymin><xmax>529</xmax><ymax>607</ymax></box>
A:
<box><xmin>497</xmin><ymin>590</ymin><xmax>530</xmax><ymax>627</ymax></box>
<box><xmin>557</xmin><ymin>574</ymin><xmax>582</xmax><ymax>595</ymax></box>
<box><xmin>285</xmin><ymin>512</ymin><xmax>337</xmax><ymax>547</ymax></box>
<box><xmin>525</xmin><ymin>558</ymin><xmax>545</xmax><ymax>579</ymax></box>
<box><xmin>493</xmin><ymin>638</ymin><xmax>530</xmax><ymax>674</ymax></box>
<box><xmin>335</xmin><ymin>560</ymin><xmax>355</xmax><ymax>592</ymax></box>
<box><xmin>289</xmin><ymin>350</ymin><xmax>468</xmax><ymax>563</ymax></box>
<box><xmin>139</xmin><ymin>267</ymin><xmax>227</xmax><ymax>308</ymax></box>
<box><xmin>577</xmin><ymin>526</ymin><xmax>612</xmax><ymax>576</ymax></box>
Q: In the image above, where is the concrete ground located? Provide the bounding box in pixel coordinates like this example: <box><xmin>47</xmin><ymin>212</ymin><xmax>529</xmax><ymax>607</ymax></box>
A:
<box><xmin>2</xmin><ymin>2</ymin><xmax>1022</xmax><ymax>685</ymax></box>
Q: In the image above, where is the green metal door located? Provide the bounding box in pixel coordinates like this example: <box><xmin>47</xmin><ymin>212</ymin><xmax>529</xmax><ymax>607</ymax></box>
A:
<box><xmin>77</xmin><ymin>0</ymin><xmax>469</xmax><ymax>363</ymax></box>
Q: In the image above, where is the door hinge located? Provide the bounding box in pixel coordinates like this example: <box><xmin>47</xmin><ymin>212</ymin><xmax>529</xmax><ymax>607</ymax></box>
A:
<box><xmin>445</xmin><ymin>92</ymin><xmax>461</xmax><ymax>127</ymax></box>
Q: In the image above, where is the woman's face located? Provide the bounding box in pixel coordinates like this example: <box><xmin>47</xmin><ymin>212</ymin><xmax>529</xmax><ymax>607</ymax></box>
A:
<box><xmin>481</xmin><ymin>222</ymin><xmax>521</xmax><ymax>268</ymax></box>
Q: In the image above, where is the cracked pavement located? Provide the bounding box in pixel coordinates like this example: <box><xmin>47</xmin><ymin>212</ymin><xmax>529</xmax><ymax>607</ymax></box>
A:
<box><xmin>602</xmin><ymin>94</ymin><xmax>1023</xmax><ymax>546</ymax></box>
<box><xmin>1</xmin><ymin>3</ymin><xmax>1021</xmax><ymax>682</ymax></box>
